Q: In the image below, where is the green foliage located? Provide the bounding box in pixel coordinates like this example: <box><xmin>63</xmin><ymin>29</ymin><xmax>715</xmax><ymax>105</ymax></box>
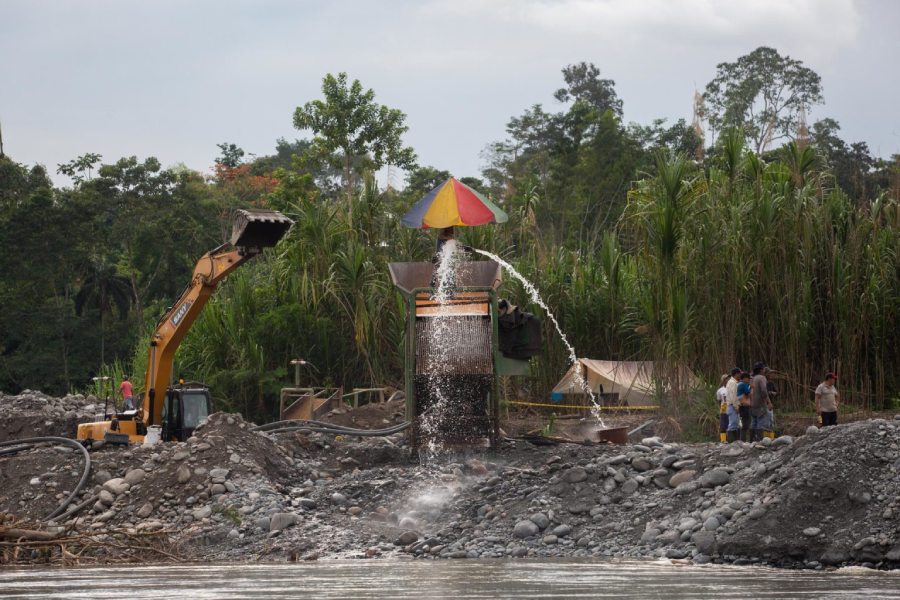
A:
<box><xmin>293</xmin><ymin>72</ymin><xmax>417</xmax><ymax>207</ymax></box>
<box><xmin>1</xmin><ymin>59</ymin><xmax>897</xmax><ymax>426</ymax></box>
<box><xmin>704</xmin><ymin>46</ymin><xmax>823</xmax><ymax>153</ymax></box>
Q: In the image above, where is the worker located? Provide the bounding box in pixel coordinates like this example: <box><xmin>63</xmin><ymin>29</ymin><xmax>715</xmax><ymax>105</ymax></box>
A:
<box><xmin>815</xmin><ymin>372</ymin><xmax>839</xmax><ymax>427</ymax></box>
<box><xmin>737</xmin><ymin>371</ymin><xmax>753</xmax><ymax>442</ymax></box>
<box><xmin>120</xmin><ymin>376</ymin><xmax>134</xmax><ymax>411</ymax></box>
<box><xmin>725</xmin><ymin>367</ymin><xmax>741</xmax><ymax>443</ymax></box>
<box><xmin>764</xmin><ymin>367</ymin><xmax>777</xmax><ymax>439</ymax></box>
<box><xmin>716</xmin><ymin>374</ymin><xmax>729</xmax><ymax>442</ymax></box>
<box><xmin>750</xmin><ymin>362</ymin><xmax>771</xmax><ymax>442</ymax></box>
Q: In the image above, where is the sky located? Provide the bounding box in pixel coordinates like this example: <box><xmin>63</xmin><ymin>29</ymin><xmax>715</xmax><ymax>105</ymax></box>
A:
<box><xmin>1</xmin><ymin>0</ymin><xmax>898</xmax><ymax>187</ymax></box>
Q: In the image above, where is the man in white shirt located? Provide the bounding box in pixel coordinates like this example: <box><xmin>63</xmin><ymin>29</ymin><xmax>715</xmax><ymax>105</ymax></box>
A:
<box><xmin>716</xmin><ymin>374</ymin><xmax>729</xmax><ymax>442</ymax></box>
<box><xmin>725</xmin><ymin>367</ymin><xmax>741</xmax><ymax>442</ymax></box>
<box><xmin>815</xmin><ymin>372</ymin><xmax>839</xmax><ymax>426</ymax></box>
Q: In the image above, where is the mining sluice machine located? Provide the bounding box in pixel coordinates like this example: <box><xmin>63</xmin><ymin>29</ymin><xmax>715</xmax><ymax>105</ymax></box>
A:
<box><xmin>389</xmin><ymin>260</ymin><xmax>532</xmax><ymax>450</ymax></box>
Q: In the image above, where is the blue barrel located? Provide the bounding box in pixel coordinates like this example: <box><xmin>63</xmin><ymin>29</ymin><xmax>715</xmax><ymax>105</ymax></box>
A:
<box><xmin>550</xmin><ymin>391</ymin><xmax>563</xmax><ymax>403</ymax></box>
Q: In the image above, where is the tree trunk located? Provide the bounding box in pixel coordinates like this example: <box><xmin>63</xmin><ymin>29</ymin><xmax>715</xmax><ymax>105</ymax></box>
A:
<box><xmin>343</xmin><ymin>154</ymin><xmax>353</xmax><ymax>225</ymax></box>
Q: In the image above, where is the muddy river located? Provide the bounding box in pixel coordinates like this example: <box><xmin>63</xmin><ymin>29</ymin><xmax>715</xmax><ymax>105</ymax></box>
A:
<box><xmin>2</xmin><ymin>559</ymin><xmax>899</xmax><ymax>599</ymax></box>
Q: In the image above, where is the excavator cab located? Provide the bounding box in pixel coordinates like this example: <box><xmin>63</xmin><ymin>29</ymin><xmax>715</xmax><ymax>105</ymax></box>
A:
<box><xmin>161</xmin><ymin>383</ymin><xmax>212</xmax><ymax>442</ymax></box>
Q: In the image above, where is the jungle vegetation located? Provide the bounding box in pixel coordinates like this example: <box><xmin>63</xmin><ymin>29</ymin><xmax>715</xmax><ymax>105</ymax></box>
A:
<box><xmin>1</xmin><ymin>47</ymin><xmax>897</xmax><ymax>422</ymax></box>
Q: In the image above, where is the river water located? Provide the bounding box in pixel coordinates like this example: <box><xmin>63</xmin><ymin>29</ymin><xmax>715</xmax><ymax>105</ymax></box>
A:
<box><xmin>2</xmin><ymin>559</ymin><xmax>898</xmax><ymax>599</ymax></box>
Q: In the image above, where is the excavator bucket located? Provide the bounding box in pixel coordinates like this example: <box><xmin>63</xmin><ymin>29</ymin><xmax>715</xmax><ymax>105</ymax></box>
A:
<box><xmin>230</xmin><ymin>208</ymin><xmax>294</xmax><ymax>250</ymax></box>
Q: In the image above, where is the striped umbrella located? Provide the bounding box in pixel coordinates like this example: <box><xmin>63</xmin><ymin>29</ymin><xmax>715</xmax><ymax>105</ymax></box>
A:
<box><xmin>402</xmin><ymin>177</ymin><xmax>508</xmax><ymax>228</ymax></box>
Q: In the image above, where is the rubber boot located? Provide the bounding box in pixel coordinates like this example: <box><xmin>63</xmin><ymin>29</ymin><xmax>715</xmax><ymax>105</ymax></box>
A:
<box><xmin>751</xmin><ymin>429</ymin><xmax>762</xmax><ymax>442</ymax></box>
<box><xmin>726</xmin><ymin>430</ymin><xmax>737</xmax><ymax>443</ymax></box>
<box><xmin>764</xmin><ymin>430</ymin><xmax>775</xmax><ymax>440</ymax></box>
<box><xmin>719</xmin><ymin>431</ymin><xmax>727</xmax><ymax>443</ymax></box>
<box><xmin>741</xmin><ymin>427</ymin><xmax>751</xmax><ymax>443</ymax></box>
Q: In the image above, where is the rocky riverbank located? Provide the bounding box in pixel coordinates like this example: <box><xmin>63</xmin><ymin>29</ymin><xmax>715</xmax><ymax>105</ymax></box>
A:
<box><xmin>1</xmin><ymin>391</ymin><xmax>898</xmax><ymax>570</ymax></box>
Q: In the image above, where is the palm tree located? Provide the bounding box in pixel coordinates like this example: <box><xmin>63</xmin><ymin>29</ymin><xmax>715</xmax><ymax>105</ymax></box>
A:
<box><xmin>75</xmin><ymin>257</ymin><xmax>134</xmax><ymax>366</ymax></box>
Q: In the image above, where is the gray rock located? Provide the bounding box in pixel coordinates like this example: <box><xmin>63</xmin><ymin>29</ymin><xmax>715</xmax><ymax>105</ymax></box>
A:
<box><xmin>747</xmin><ymin>506</ymin><xmax>766</xmax><ymax>519</ymax></box>
<box><xmin>848</xmin><ymin>490</ymin><xmax>872</xmax><ymax>504</ymax></box>
<box><xmin>529</xmin><ymin>512</ymin><xmax>550</xmax><ymax>530</ymax></box>
<box><xmin>661</xmin><ymin>455</ymin><xmax>679</xmax><ymax>468</ymax></box>
<box><xmin>511</xmin><ymin>546</ymin><xmax>528</xmax><ymax>557</ymax></box>
<box><xmin>93</xmin><ymin>470</ymin><xmax>112</xmax><ymax>484</ymax></box>
<box><xmin>674</xmin><ymin>481</ymin><xmax>699</xmax><ymax>495</ymax></box>
<box><xmin>702</xmin><ymin>516</ymin><xmax>720</xmax><ymax>531</ymax></box>
<box><xmin>806</xmin><ymin>426</ymin><xmax>820</xmax><ymax>435</ymax></box>
<box><xmin>514</xmin><ymin>520</ymin><xmax>540</xmax><ymax>538</ymax></box>
<box><xmin>175</xmin><ymin>464</ymin><xmax>192</xmax><ymax>484</ymax></box>
<box><xmin>331</xmin><ymin>492</ymin><xmax>348</xmax><ymax>505</ymax></box>
<box><xmin>620</xmin><ymin>478</ymin><xmax>639</xmax><ymax>495</ymax></box>
<box><xmin>665</xmin><ymin>548</ymin><xmax>689</xmax><ymax>559</ymax></box>
<box><xmin>820</xmin><ymin>548</ymin><xmax>850</xmax><ymax>565</ymax></box>
<box><xmin>640</xmin><ymin>528</ymin><xmax>660</xmax><ymax>543</ymax></box>
<box><xmin>98</xmin><ymin>489</ymin><xmax>115</xmax><ymax>507</ymax></box>
<box><xmin>192</xmin><ymin>506</ymin><xmax>212</xmax><ymax>520</ymax></box>
<box><xmin>885</xmin><ymin>544</ymin><xmax>900</xmax><ymax>562</ymax></box>
<box><xmin>209</xmin><ymin>468</ymin><xmax>229</xmax><ymax>479</ymax></box>
<box><xmin>124</xmin><ymin>469</ymin><xmax>146</xmax><ymax>485</ymax></box>
<box><xmin>632</xmin><ymin>457</ymin><xmax>652</xmax><ymax>472</ymax></box>
<box><xmin>553</xmin><ymin>524</ymin><xmax>573</xmax><ymax>537</ymax></box>
<box><xmin>395</xmin><ymin>531</ymin><xmax>419</xmax><ymax>546</ymax></box>
<box><xmin>772</xmin><ymin>435</ymin><xmax>794</xmax><ymax>447</ymax></box>
<box><xmin>172</xmin><ymin>450</ymin><xmax>190</xmax><ymax>461</ymax></box>
<box><xmin>136</xmin><ymin>502</ymin><xmax>153</xmax><ymax>518</ymax></box>
<box><xmin>607</xmin><ymin>455</ymin><xmax>628</xmax><ymax>465</ymax></box>
<box><xmin>542</xmin><ymin>534</ymin><xmax>558</xmax><ymax>545</ymax></box>
<box><xmin>563</xmin><ymin>467</ymin><xmax>588</xmax><ymax>483</ymax></box>
<box><xmin>699</xmin><ymin>468</ymin><xmax>731</xmax><ymax>488</ymax></box>
<box><xmin>693</xmin><ymin>531</ymin><xmax>717</xmax><ymax>555</ymax></box>
<box><xmin>210</xmin><ymin>483</ymin><xmax>227</xmax><ymax>496</ymax></box>
<box><xmin>270</xmin><ymin>512</ymin><xmax>299</xmax><ymax>532</ymax></box>
<box><xmin>803</xmin><ymin>527</ymin><xmax>821</xmax><ymax>537</ymax></box>
<box><xmin>102</xmin><ymin>478</ymin><xmax>130</xmax><ymax>496</ymax></box>
<box><xmin>669</xmin><ymin>470</ymin><xmax>696</xmax><ymax>488</ymax></box>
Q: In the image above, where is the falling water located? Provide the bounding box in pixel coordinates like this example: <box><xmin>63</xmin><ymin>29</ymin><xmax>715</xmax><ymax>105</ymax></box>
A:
<box><xmin>418</xmin><ymin>239</ymin><xmax>463</xmax><ymax>456</ymax></box>
<box><xmin>474</xmin><ymin>249</ymin><xmax>604</xmax><ymax>424</ymax></box>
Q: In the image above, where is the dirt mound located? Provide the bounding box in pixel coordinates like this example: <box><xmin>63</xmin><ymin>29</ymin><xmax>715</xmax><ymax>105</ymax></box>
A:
<box><xmin>319</xmin><ymin>397</ymin><xmax>406</xmax><ymax>429</ymax></box>
<box><xmin>718</xmin><ymin>420</ymin><xmax>900</xmax><ymax>565</ymax></box>
<box><xmin>0</xmin><ymin>390</ymin><xmax>101</xmax><ymax>442</ymax></box>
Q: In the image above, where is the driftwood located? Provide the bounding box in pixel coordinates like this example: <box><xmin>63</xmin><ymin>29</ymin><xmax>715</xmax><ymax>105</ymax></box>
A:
<box><xmin>0</xmin><ymin>527</ymin><xmax>63</xmax><ymax>541</ymax></box>
<box><xmin>0</xmin><ymin>522</ymin><xmax>182</xmax><ymax>566</ymax></box>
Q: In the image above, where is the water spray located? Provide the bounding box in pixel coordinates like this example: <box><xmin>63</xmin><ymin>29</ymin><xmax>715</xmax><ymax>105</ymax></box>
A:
<box><xmin>473</xmin><ymin>249</ymin><xmax>605</xmax><ymax>426</ymax></box>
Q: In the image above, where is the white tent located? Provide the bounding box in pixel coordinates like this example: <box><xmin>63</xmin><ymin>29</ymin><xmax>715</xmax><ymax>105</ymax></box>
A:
<box><xmin>552</xmin><ymin>359</ymin><xmax>698</xmax><ymax>407</ymax></box>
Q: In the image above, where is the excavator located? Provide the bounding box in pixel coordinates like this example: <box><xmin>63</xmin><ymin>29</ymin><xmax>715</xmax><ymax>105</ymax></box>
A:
<box><xmin>77</xmin><ymin>208</ymin><xmax>294</xmax><ymax>445</ymax></box>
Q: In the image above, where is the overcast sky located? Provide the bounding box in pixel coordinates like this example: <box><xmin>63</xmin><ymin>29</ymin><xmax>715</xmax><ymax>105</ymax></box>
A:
<box><xmin>2</xmin><ymin>0</ymin><xmax>898</xmax><ymax>186</ymax></box>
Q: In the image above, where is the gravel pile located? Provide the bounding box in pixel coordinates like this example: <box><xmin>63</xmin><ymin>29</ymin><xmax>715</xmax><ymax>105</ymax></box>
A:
<box><xmin>0</xmin><ymin>390</ymin><xmax>101</xmax><ymax>442</ymax></box>
<box><xmin>1</xmin><ymin>393</ymin><xmax>898</xmax><ymax>570</ymax></box>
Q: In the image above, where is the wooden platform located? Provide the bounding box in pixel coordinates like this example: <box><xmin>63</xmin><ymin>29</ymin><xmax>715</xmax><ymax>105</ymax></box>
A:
<box><xmin>415</xmin><ymin>291</ymin><xmax>490</xmax><ymax>317</ymax></box>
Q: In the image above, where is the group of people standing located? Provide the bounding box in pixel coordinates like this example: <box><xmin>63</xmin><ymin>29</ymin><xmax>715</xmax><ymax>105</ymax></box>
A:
<box><xmin>716</xmin><ymin>367</ymin><xmax>841</xmax><ymax>442</ymax></box>
<box><xmin>717</xmin><ymin>362</ymin><xmax>775</xmax><ymax>443</ymax></box>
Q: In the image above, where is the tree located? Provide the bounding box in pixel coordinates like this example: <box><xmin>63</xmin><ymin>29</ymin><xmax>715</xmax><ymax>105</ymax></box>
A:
<box><xmin>57</xmin><ymin>153</ymin><xmax>102</xmax><ymax>184</ymax></box>
<box><xmin>703</xmin><ymin>47</ymin><xmax>823</xmax><ymax>153</ymax></box>
<box><xmin>554</xmin><ymin>62</ymin><xmax>623</xmax><ymax>116</ymax></box>
<box><xmin>215</xmin><ymin>143</ymin><xmax>245</xmax><ymax>168</ymax></box>
<box><xmin>293</xmin><ymin>72</ymin><xmax>417</xmax><ymax>220</ymax></box>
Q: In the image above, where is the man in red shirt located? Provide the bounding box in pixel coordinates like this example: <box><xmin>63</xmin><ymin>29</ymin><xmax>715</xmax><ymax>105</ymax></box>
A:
<box><xmin>120</xmin><ymin>377</ymin><xmax>135</xmax><ymax>411</ymax></box>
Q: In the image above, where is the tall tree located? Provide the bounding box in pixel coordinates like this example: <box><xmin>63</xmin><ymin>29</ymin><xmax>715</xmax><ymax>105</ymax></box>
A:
<box><xmin>703</xmin><ymin>46</ymin><xmax>823</xmax><ymax>153</ymax></box>
<box><xmin>293</xmin><ymin>72</ymin><xmax>417</xmax><ymax>220</ymax></box>
<box><xmin>554</xmin><ymin>62</ymin><xmax>623</xmax><ymax>116</ymax></box>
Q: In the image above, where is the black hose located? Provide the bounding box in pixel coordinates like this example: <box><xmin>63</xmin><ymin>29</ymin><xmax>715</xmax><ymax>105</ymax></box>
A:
<box><xmin>0</xmin><ymin>436</ymin><xmax>92</xmax><ymax>521</ymax></box>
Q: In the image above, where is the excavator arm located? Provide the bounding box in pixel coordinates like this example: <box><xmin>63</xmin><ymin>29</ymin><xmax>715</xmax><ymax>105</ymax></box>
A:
<box><xmin>139</xmin><ymin>208</ymin><xmax>293</xmax><ymax>428</ymax></box>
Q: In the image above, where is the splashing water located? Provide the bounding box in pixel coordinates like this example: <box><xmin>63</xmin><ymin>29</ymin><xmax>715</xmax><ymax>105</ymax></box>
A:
<box><xmin>474</xmin><ymin>249</ymin><xmax>604</xmax><ymax>425</ymax></box>
<box><xmin>418</xmin><ymin>239</ymin><xmax>464</xmax><ymax>456</ymax></box>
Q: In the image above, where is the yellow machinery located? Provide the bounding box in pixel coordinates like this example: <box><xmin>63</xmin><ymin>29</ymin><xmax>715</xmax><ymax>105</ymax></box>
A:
<box><xmin>77</xmin><ymin>209</ymin><xmax>293</xmax><ymax>445</ymax></box>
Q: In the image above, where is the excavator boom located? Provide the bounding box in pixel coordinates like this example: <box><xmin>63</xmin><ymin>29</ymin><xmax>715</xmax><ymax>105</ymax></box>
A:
<box><xmin>77</xmin><ymin>208</ymin><xmax>293</xmax><ymax>444</ymax></box>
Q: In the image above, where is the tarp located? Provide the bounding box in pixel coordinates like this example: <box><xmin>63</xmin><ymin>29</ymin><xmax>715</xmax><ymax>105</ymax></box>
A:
<box><xmin>552</xmin><ymin>359</ymin><xmax>698</xmax><ymax>406</ymax></box>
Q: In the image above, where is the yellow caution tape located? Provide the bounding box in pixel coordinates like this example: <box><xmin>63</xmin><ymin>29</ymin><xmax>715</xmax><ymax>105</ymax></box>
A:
<box><xmin>508</xmin><ymin>400</ymin><xmax>658</xmax><ymax>411</ymax></box>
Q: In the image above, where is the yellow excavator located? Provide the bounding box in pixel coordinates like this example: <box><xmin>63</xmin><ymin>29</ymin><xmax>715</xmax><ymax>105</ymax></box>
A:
<box><xmin>77</xmin><ymin>208</ymin><xmax>294</xmax><ymax>445</ymax></box>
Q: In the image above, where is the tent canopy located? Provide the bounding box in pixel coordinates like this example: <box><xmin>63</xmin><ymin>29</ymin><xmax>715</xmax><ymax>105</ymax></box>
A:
<box><xmin>552</xmin><ymin>359</ymin><xmax>698</xmax><ymax>406</ymax></box>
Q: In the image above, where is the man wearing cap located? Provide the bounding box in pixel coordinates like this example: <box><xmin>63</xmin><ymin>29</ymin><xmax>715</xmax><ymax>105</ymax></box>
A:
<box><xmin>725</xmin><ymin>367</ymin><xmax>742</xmax><ymax>443</ymax></box>
<box><xmin>750</xmin><ymin>362</ymin><xmax>771</xmax><ymax>442</ymax></box>
<box><xmin>815</xmin><ymin>373</ymin><xmax>839</xmax><ymax>427</ymax></box>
